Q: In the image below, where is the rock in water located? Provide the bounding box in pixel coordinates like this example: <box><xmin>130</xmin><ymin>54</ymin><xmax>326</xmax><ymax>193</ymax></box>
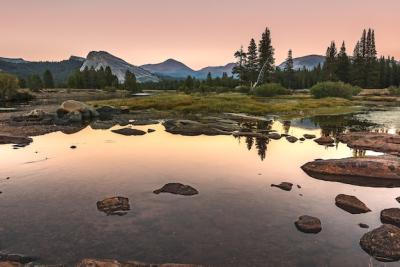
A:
<box><xmin>314</xmin><ymin>136</ymin><xmax>335</xmax><ymax>145</ymax></box>
<box><xmin>295</xmin><ymin>215</ymin><xmax>322</xmax><ymax>234</ymax></box>
<box><xmin>111</xmin><ymin>128</ymin><xmax>146</xmax><ymax>136</ymax></box>
<box><xmin>360</xmin><ymin>224</ymin><xmax>400</xmax><ymax>262</ymax></box>
<box><xmin>359</xmin><ymin>223</ymin><xmax>370</xmax><ymax>229</ymax></box>
<box><xmin>154</xmin><ymin>183</ymin><xmax>198</xmax><ymax>196</ymax></box>
<box><xmin>303</xmin><ymin>134</ymin><xmax>316</xmax><ymax>139</ymax></box>
<box><xmin>0</xmin><ymin>135</ymin><xmax>33</xmax><ymax>145</ymax></box>
<box><xmin>301</xmin><ymin>156</ymin><xmax>400</xmax><ymax>187</ymax></box>
<box><xmin>267</xmin><ymin>133</ymin><xmax>281</xmax><ymax>140</ymax></box>
<box><xmin>271</xmin><ymin>182</ymin><xmax>293</xmax><ymax>191</ymax></box>
<box><xmin>381</xmin><ymin>208</ymin><xmax>400</xmax><ymax>227</ymax></box>
<box><xmin>338</xmin><ymin>132</ymin><xmax>400</xmax><ymax>154</ymax></box>
<box><xmin>286</xmin><ymin>136</ymin><xmax>298</xmax><ymax>143</ymax></box>
<box><xmin>77</xmin><ymin>259</ymin><xmax>204</xmax><ymax>267</ymax></box>
<box><xmin>96</xmin><ymin>196</ymin><xmax>130</xmax><ymax>215</ymax></box>
<box><xmin>335</xmin><ymin>194</ymin><xmax>371</xmax><ymax>214</ymax></box>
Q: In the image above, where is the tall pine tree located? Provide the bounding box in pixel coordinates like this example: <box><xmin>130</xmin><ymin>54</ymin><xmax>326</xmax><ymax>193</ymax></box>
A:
<box><xmin>245</xmin><ymin>38</ymin><xmax>259</xmax><ymax>84</ymax></box>
<box><xmin>258</xmin><ymin>27</ymin><xmax>275</xmax><ymax>83</ymax></box>
<box><xmin>336</xmin><ymin>42</ymin><xmax>350</xmax><ymax>83</ymax></box>
<box><xmin>284</xmin><ymin>49</ymin><xmax>294</xmax><ymax>88</ymax></box>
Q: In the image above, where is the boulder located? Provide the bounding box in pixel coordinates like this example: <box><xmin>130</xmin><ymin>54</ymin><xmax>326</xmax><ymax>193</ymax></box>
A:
<box><xmin>381</xmin><ymin>208</ymin><xmax>400</xmax><ymax>227</ymax></box>
<box><xmin>286</xmin><ymin>136</ymin><xmax>298</xmax><ymax>143</ymax></box>
<box><xmin>338</xmin><ymin>132</ymin><xmax>400</xmax><ymax>154</ymax></box>
<box><xmin>154</xmin><ymin>183</ymin><xmax>199</xmax><ymax>196</ymax></box>
<box><xmin>294</xmin><ymin>215</ymin><xmax>322</xmax><ymax>234</ymax></box>
<box><xmin>335</xmin><ymin>194</ymin><xmax>371</xmax><ymax>214</ymax></box>
<box><xmin>0</xmin><ymin>135</ymin><xmax>33</xmax><ymax>145</ymax></box>
<box><xmin>96</xmin><ymin>196</ymin><xmax>130</xmax><ymax>215</ymax></box>
<box><xmin>303</xmin><ymin>134</ymin><xmax>316</xmax><ymax>139</ymax></box>
<box><xmin>111</xmin><ymin>128</ymin><xmax>146</xmax><ymax>136</ymax></box>
<box><xmin>301</xmin><ymin>156</ymin><xmax>400</xmax><ymax>187</ymax></box>
<box><xmin>57</xmin><ymin>100</ymin><xmax>99</xmax><ymax>120</ymax></box>
<box><xmin>65</xmin><ymin>110</ymin><xmax>82</xmax><ymax>123</ymax></box>
<box><xmin>77</xmin><ymin>259</ymin><xmax>204</xmax><ymax>267</ymax></box>
<box><xmin>360</xmin><ymin>224</ymin><xmax>400</xmax><ymax>262</ymax></box>
<box><xmin>271</xmin><ymin>182</ymin><xmax>293</xmax><ymax>191</ymax></box>
<box><xmin>314</xmin><ymin>136</ymin><xmax>335</xmax><ymax>145</ymax></box>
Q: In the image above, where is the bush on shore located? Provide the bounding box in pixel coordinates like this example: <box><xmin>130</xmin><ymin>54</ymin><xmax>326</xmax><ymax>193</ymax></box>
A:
<box><xmin>310</xmin><ymin>81</ymin><xmax>361</xmax><ymax>99</ymax></box>
<box><xmin>253</xmin><ymin>83</ymin><xmax>290</xmax><ymax>97</ymax></box>
<box><xmin>0</xmin><ymin>73</ymin><xmax>19</xmax><ymax>101</ymax></box>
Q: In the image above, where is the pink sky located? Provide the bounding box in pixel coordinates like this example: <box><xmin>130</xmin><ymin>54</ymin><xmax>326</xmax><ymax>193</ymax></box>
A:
<box><xmin>1</xmin><ymin>0</ymin><xmax>399</xmax><ymax>69</ymax></box>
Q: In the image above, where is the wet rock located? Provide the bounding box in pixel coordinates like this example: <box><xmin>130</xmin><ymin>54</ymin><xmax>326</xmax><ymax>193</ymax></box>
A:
<box><xmin>0</xmin><ymin>253</ymin><xmax>37</xmax><ymax>264</ymax></box>
<box><xmin>163</xmin><ymin>119</ymin><xmax>232</xmax><ymax>136</ymax></box>
<box><xmin>147</xmin><ymin>129</ymin><xmax>156</xmax><ymax>133</ymax></box>
<box><xmin>271</xmin><ymin>182</ymin><xmax>293</xmax><ymax>191</ymax></box>
<box><xmin>360</xmin><ymin>224</ymin><xmax>400</xmax><ymax>262</ymax></box>
<box><xmin>96</xmin><ymin>196</ymin><xmax>130</xmax><ymax>215</ymax></box>
<box><xmin>303</xmin><ymin>134</ymin><xmax>316</xmax><ymax>139</ymax></box>
<box><xmin>154</xmin><ymin>183</ymin><xmax>199</xmax><ymax>196</ymax></box>
<box><xmin>112</xmin><ymin>128</ymin><xmax>146</xmax><ymax>136</ymax></box>
<box><xmin>90</xmin><ymin>120</ymin><xmax>117</xmax><ymax>130</ymax></box>
<box><xmin>286</xmin><ymin>136</ymin><xmax>298</xmax><ymax>143</ymax></box>
<box><xmin>338</xmin><ymin>132</ymin><xmax>400</xmax><ymax>154</ymax></box>
<box><xmin>359</xmin><ymin>223</ymin><xmax>370</xmax><ymax>229</ymax></box>
<box><xmin>299</xmin><ymin>137</ymin><xmax>305</xmax><ymax>141</ymax></box>
<box><xmin>335</xmin><ymin>194</ymin><xmax>371</xmax><ymax>214</ymax></box>
<box><xmin>131</xmin><ymin>119</ymin><xmax>159</xmax><ymax>126</ymax></box>
<box><xmin>381</xmin><ymin>208</ymin><xmax>400</xmax><ymax>227</ymax></box>
<box><xmin>314</xmin><ymin>136</ymin><xmax>335</xmax><ymax>145</ymax></box>
<box><xmin>77</xmin><ymin>259</ymin><xmax>204</xmax><ymax>267</ymax></box>
<box><xmin>301</xmin><ymin>156</ymin><xmax>400</xmax><ymax>187</ymax></box>
<box><xmin>267</xmin><ymin>132</ymin><xmax>281</xmax><ymax>140</ymax></box>
<box><xmin>0</xmin><ymin>135</ymin><xmax>33</xmax><ymax>145</ymax></box>
<box><xmin>295</xmin><ymin>215</ymin><xmax>322</xmax><ymax>234</ymax></box>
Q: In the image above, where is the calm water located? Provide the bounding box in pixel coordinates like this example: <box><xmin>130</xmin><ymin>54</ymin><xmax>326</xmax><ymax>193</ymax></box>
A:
<box><xmin>1</xmin><ymin>109</ymin><xmax>400</xmax><ymax>266</ymax></box>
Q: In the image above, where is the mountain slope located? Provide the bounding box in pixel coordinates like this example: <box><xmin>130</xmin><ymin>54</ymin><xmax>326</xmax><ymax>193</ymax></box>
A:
<box><xmin>0</xmin><ymin>56</ymin><xmax>84</xmax><ymax>84</ymax></box>
<box><xmin>81</xmin><ymin>51</ymin><xmax>159</xmax><ymax>83</ymax></box>
<box><xmin>278</xmin><ymin>55</ymin><xmax>325</xmax><ymax>70</ymax></box>
<box><xmin>196</xmin><ymin>63</ymin><xmax>236</xmax><ymax>79</ymax></box>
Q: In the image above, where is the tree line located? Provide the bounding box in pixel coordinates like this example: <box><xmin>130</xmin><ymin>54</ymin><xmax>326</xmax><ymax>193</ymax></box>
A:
<box><xmin>233</xmin><ymin>28</ymin><xmax>400</xmax><ymax>89</ymax></box>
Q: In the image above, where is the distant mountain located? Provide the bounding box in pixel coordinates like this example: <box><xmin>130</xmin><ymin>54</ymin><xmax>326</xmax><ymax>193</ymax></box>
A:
<box><xmin>0</xmin><ymin>56</ymin><xmax>84</xmax><ymax>84</ymax></box>
<box><xmin>141</xmin><ymin>59</ymin><xmax>235</xmax><ymax>79</ymax></box>
<box><xmin>278</xmin><ymin>55</ymin><xmax>325</xmax><ymax>71</ymax></box>
<box><xmin>81</xmin><ymin>51</ymin><xmax>159</xmax><ymax>83</ymax></box>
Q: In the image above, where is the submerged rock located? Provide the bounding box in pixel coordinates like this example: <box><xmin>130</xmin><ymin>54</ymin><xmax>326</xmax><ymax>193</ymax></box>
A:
<box><xmin>303</xmin><ymin>134</ymin><xmax>316</xmax><ymax>139</ymax></box>
<box><xmin>295</xmin><ymin>215</ymin><xmax>322</xmax><ymax>234</ymax></box>
<box><xmin>0</xmin><ymin>135</ymin><xmax>33</xmax><ymax>145</ymax></box>
<box><xmin>286</xmin><ymin>136</ymin><xmax>298</xmax><ymax>143</ymax></box>
<box><xmin>338</xmin><ymin>132</ymin><xmax>400</xmax><ymax>154</ymax></box>
<box><xmin>154</xmin><ymin>183</ymin><xmax>199</xmax><ymax>196</ymax></box>
<box><xmin>111</xmin><ymin>128</ymin><xmax>146</xmax><ymax>136</ymax></box>
<box><xmin>96</xmin><ymin>196</ymin><xmax>130</xmax><ymax>215</ymax></box>
<box><xmin>381</xmin><ymin>208</ymin><xmax>400</xmax><ymax>227</ymax></box>
<box><xmin>335</xmin><ymin>194</ymin><xmax>371</xmax><ymax>214</ymax></box>
<box><xmin>360</xmin><ymin>224</ymin><xmax>400</xmax><ymax>262</ymax></box>
<box><xmin>301</xmin><ymin>156</ymin><xmax>400</xmax><ymax>187</ymax></box>
<box><xmin>271</xmin><ymin>182</ymin><xmax>293</xmax><ymax>191</ymax></box>
<box><xmin>314</xmin><ymin>136</ymin><xmax>335</xmax><ymax>145</ymax></box>
<box><xmin>77</xmin><ymin>259</ymin><xmax>204</xmax><ymax>267</ymax></box>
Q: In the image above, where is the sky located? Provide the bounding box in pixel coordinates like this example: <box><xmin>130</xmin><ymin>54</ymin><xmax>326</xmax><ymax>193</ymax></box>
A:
<box><xmin>1</xmin><ymin>0</ymin><xmax>399</xmax><ymax>69</ymax></box>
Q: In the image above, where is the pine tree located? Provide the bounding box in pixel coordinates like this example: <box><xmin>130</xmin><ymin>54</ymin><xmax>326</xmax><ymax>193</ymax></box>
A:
<box><xmin>245</xmin><ymin>38</ymin><xmax>259</xmax><ymax>84</ymax></box>
<box><xmin>284</xmin><ymin>49</ymin><xmax>294</xmax><ymax>88</ymax></box>
<box><xmin>336</xmin><ymin>41</ymin><xmax>350</xmax><ymax>83</ymax></box>
<box><xmin>324</xmin><ymin>41</ymin><xmax>338</xmax><ymax>80</ymax></box>
<box><xmin>124</xmin><ymin>70</ymin><xmax>138</xmax><ymax>92</ymax></box>
<box><xmin>232</xmin><ymin>46</ymin><xmax>247</xmax><ymax>83</ymax></box>
<box><xmin>27</xmin><ymin>74</ymin><xmax>43</xmax><ymax>92</ymax></box>
<box><xmin>43</xmin><ymin>70</ymin><xmax>55</xmax><ymax>88</ymax></box>
<box><xmin>258</xmin><ymin>27</ymin><xmax>275</xmax><ymax>83</ymax></box>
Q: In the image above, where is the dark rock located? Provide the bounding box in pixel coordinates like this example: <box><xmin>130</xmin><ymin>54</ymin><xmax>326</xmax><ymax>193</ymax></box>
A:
<box><xmin>301</xmin><ymin>156</ymin><xmax>400</xmax><ymax>187</ymax></box>
<box><xmin>396</xmin><ymin>197</ymin><xmax>400</xmax><ymax>203</ymax></box>
<box><xmin>111</xmin><ymin>128</ymin><xmax>146</xmax><ymax>136</ymax></box>
<box><xmin>147</xmin><ymin>129</ymin><xmax>156</xmax><ymax>133</ymax></box>
<box><xmin>70</xmin><ymin>145</ymin><xmax>77</xmax><ymax>149</ymax></box>
<box><xmin>381</xmin><ymin>208</ymin><xmax>400</xmax><ymax>227</ymax></box>
<box><xmin>295</xmin><ymin>215</ymin><xmax>322</xmax><ymax>234</ymax></box>
<box><xmin>360</xmin><ymin>224</ymin><xmax>400</xmax><ymax>262</ymax></box>
<box><xmin>299</xmin><ymin>137</ymin><xmax>305</xmax><ymax>141</ymax></box>
<box><xmin>267</xmin><ymin>132</ymin><xmax>281</xmax><ymax>140</ymax></box>
<box><xmin>335</xmin><ymin>194</ymin><xmax>371</xmax><ymax>214</ymax></box>
<box><xmin>77</xmin><ymin>259</ymin><xmax>204</xmax><ymax>267</ymax></box>
<box><xmin>0</xmin><ymin>135</ymin><xmax>33</xmax><ymax>145</ymax></box>
<box><xmin>297</xmin><ymin>184</ymin><xmax>301</xmax><ymax>189</ymax></box>
<box><xmin>304</xmin><ymin>134</ymin><xmax>316</xmax><ymax>139</ymax></box>
<box><xmin>0</xmin><ymin>253</ymin><xmax>38</xmax><ymax>264</ymax></box>
<box><xmin>154</xmin><ymin>183</ymin><xmax>199</xmax><ymax>196</ymax></box>
<box><xmin>163</xmin><ymin>119</ymin><xmax>234</xmax><ymax>136</ymax></box>
<box><xmin>286</xmin><ymin>136</ymin><xmax>298</xmax><ymax>143</ymax></box>
<box><xmin>90</xmin><ymin>120</ymin><xmax>117</xmax><ymax>130</ymax></box>
<box><xmin>96</xmin><ymin>196</ymin><xmax>130</xmax><ymax>215</ymax></box>
<box><xmin>271</xmin><ymin>182</ymin><xmax>293</xmax><ymax>191</ymax></box>
<box><xmin>314</xmin><ymin>136</ymin><xmax>335</xmax><ymax>145</ymax></box>
<box><xmin>131</xmin><ymin>119</ymin><xmax>159</xmax><ymax>126</ymax></box>
<box><xmin>359</xmin><ymin>223</ymin><xmax>370</xmax><ymax>229</ymax></box>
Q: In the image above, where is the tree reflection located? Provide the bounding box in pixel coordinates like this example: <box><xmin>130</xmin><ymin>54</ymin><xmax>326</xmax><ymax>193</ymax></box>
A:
<box><xmin>255</xmin><ymin>137</ymin><xmax>269</xmax><ymax>161</ymax></box>
<box><xmin>245</xmin><ymin>136</ymin><xmax>254</xmax><ymax>150</ymax></box>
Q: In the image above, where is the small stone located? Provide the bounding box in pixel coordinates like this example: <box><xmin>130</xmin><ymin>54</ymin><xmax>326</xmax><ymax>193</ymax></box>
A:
<box><xmin>335</xmin><ymin>194</ymin><xmax>371</xmax><ymax>214</ymax></box>
<box><xmin>96</xmin><ymin>196</ymin><xmax>130</xmax><ymax>215</ymax></box>
<box><xmin>359</xmin><ymin>223</ymin><xmax>370</xmax><ymax>229</ymax></box>
<box><xmin>267</xmin><ymin>133</ymin><xmax>281</xmax><ymax>140</ymax></box>
<box><xmin>304</xmin><ymin>134</ymin><xmax>316</xmax><ymax>139</ymax></box>
<box><xmin>297</xmin><ymin>185</ymin><xmax>301</xmax><ymax>189</ymax></box>
<box><xmin>147</xmin><ymin>129</ymin><xmax>156</xmax><ymax>133</ymax></box>
<box><xmin>286</xmin><ymin>136</ymin><xmax>298</xmax><ymax>143</ymax></box>
<box><xmin>112</xmin><ymin>128</ymin><xmax>146</xmax><ymax>136</ymax></box>
<box><xmin>299</xmin><ymin>137</ymin><xmax>306</xmax><ymax>141</ymax></box>
<box><xmin>70</xmin><ymin>145</ymin><xmax>77</xmax><ymax>149</ymax></box>
<box><xmin>154</xmin><ymin>183</ymin><xmax>198</xmax><ymax>196</ymax></box>
<box><xmin>295</xmin><ymin>215</ymin><xmax>322</xmax><ymax>234</ymax></box>
<box><xmin>314</xmin><ymin>136</ymin><xmax>335</xmax><ymax>145</ymax></box>
<box><xmin>271</xmin><ymin>182</ymin><xmax>293</xmax><ymax>191</ymax></box>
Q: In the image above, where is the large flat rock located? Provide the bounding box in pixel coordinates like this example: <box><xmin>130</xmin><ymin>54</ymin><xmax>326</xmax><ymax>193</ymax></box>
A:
<box><xmin>77</xmin><ymin>259</ymin><xmax>203</xmax><ymax>267</ymax></box>
<box><xmin>338</xmin><ymin>132</ymin><xmax>400</xmax><ymax>154</ymax></box>
<box><xmin>301</xmin><ymin>156</ymin><xmax>400</xmax><ymax>187</ymax></box>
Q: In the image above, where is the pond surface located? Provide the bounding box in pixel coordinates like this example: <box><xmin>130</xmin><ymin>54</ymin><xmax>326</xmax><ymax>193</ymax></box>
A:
<box><xmin>1</xmin><ymin>109</ymin><xmax>400</xmax><ymax>266</ymax></box>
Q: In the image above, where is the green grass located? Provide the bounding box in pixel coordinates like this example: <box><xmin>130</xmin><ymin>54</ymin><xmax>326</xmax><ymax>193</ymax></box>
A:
<box><xmin>91</xmin><ymin>92</ymin><xmax>358</xmax><ymax>117</ymax></box>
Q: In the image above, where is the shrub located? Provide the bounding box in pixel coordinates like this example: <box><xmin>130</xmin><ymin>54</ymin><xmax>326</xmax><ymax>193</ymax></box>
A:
<box><xmin>388</xmin><ymin>86</ymin><xmax>400</xmax><ymax>96</ymax></box>
<box><xmin>235</xmin><ymin>85</ymin><xmax>251</xmax><ymax>94</ymax></box>
<box><xmin>0</xmin><ymin>73</ymin><xmax>19</xmax><ymax>101</ymax></box>
<box><xmin>310</xmin><ymin>81</ymin><xmax>361</xmax><ymax>99</ymax></box>
<box><xmin>253</xmin><ymin>83</ymin><xmax>290</xmax><ymax>97</ymax></box>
